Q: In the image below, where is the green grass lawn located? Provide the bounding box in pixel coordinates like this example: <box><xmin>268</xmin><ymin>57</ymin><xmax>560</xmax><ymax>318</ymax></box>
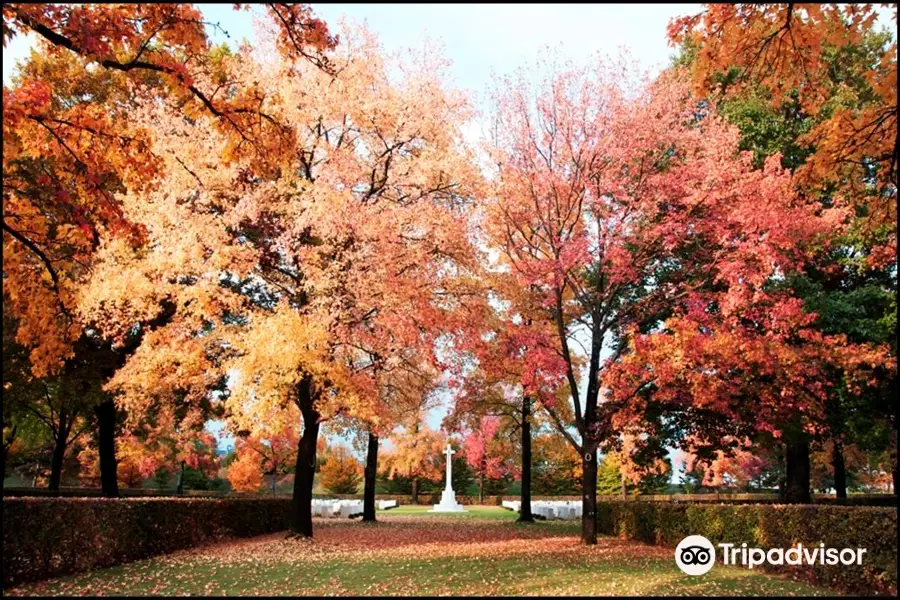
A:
<box><xmin>5</xmin><ymin>509</ymin><xmax>836</xmax><ymax>597</ymax></box>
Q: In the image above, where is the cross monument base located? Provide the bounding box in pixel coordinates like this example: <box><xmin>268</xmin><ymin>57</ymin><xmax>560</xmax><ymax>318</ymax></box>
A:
<box><xmin>430</xmin><ymin>489</ymin><xmax>467</xmax><ymax>512</ymax></box>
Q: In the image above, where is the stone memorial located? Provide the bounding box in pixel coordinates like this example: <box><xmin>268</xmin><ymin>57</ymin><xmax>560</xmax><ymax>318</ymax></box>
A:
<box><xmin>429</xmin><ymin>443</ymin><xmax>467</xmax><ymax>512</ymax></box>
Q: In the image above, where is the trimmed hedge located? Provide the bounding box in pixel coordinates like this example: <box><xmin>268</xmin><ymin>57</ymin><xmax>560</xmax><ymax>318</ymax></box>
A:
<box><xmin>2</xmin><ymin>497</ymin><xmax>292</xmax><ymax>587</ymax></box>
<box><xmin>6</xmin><ymin>487</ymin><xmax>894</xmax><ymax>506</ymax></box>
<box><xmin>596</xmin><ymin>501</ymin><xmax>897</xmax><ymax>595</ymax></box>
<box><xmin>595</xmin><ymin>493</ymin><xmax>898</xmax><ymax>506</ymax></box>
<box><xmin>1</xmin><ymin>487</ymin><xmax>235</xmax><ymax>498</ymax></box>
<box><xmin>317</xmin><ymin>493</ymin><xmax>897</xmax><ymax>507</ymax></box>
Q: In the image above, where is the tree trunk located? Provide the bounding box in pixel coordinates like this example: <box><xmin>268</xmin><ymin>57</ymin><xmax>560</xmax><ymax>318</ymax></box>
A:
<box><xmin>290</xmin><ymin>376</ymin><xmax>320</xmax><ymax>537</ymax></box>
<box><xmin>620</xmin><ymin>468</ymin><xmax>627</xmax><ymax>499</ymax></box>
<box><xmin>775</xmin><ymin>444</ymin><xmax>787</xmax><ymax>500</ymax></box>
<box><xmin>581</xmin><ymin>445</ymin><xmax>598</xmax><ymax>544</ymax></box>
<box><xmin>95</xmin><ymin>399</ymin><xmax>119</xmax><ymax>497</ymax></box>
<box><xmin>271</xmin><ymin>471</ymin><xmax>277</xmax><ymax>495</ymax></box>
<box><xmin>1</xmin><ymin>424</ymin><xmax>15</xmax><ymax>491</ymax></box>
<box><xmin>175</xmin><ymin>460</ymin><xmax>186</xmax><ymax>494</ymax></box>
<box><xmin>784</xmin><ymin>437</ymin><xmax>811</xmax><ymax>504</ymax></box>
<box><xmin>479</xmin><ymin>464</ymin><xmax>485</xmax><ymax>505</ymax></box>
<box><xmin>48</xmin><ymin>443</ymin><xmax>65</xmax><ymax>492</ymax></box>
<box><xmin>0</xmin><ymin>443</ymin><xmax>6</xmax><ymax>491</ymax></box>
<box><xmin>363</xmin><ymin>431</ymin><xmax>378</xmax><ymax>522</ymax></box>
<box><xmin>411</xmin><ymin>476</ymin><xmax>419</xmax><ymax>504</ymax></box>
<box><xmin>890</xmin><ymin>417</ymin><xmax>898</xmax><ymax>495</ymax></box>
<box><xmin>832</xmin><ymin>438</ymin><xmax>847</xmax><ymax>499</ymax></box>
<box><xmin>518</xmin><ymin>396</ymin><xmax>533</xmax><ymax>523</ymax></box>
<box><xmin>48</xmin><ymin>408</ymin><xmax>68</xmax><ymax>492</ymax></box>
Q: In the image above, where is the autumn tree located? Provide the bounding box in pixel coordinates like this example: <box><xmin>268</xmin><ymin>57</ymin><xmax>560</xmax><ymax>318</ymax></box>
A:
<box><xmin>115</xmin><ymin>402</ymin><xmax>221</xmax><ymax>493</ymax></box>
<box><xmin>531</xmin><ymin>431</ymin><xmax>581</xmax><ymax>496</ymax></box>
<box><xmin>173</xmin><ymin>433</ymin><xmax>221</xmax><ymax>493</ymax></box>
<box><xmin>229</xmin><ymin>424</ymin><xmax>299</xmax><ymax>494</ymax></box>
<box><xmin>319</xmin><ymin>444</ymin><xmax>363</xmax><ymax>495</ymax></box>
<box><xmin>325</xmin><ymin>418</ymin><xmax>383</xmax><ymax>517</ymax></box>
<box><xmin>446</xmin><ymin>373</ymin><xmax>534</xmax><ymax>515</ymax></box>
<box><xmin>7</xmin><ymin>383</ymin><xmax>88</xmax><ymax>492</ymax></box>
<box><xmin>2</xmin><ymin>311</ymin><xmax>54</xmax><ymax>489</ymax></box>
<box><xmin>380</xmin><ymin>424</ymin><xmax>445</xmax><ymax>503</ymax></box>
<box><xmin>332</xmin><ymin>352</ymin><xmax>440</xmax><ymax>521</ymax></box>
<box><xmin>444</xmin><ymin>305</ymin><xmax>567</xmax><ymax>520</ymax></box>
<box><xmin>78</xmin><ymin>433</ymin><xmax>162</xmax><ymax>489</ymax></box>
<box><xmin>480</xmin><ymin>50</ymin><xmax>872</xmax><ymax>541</ymax></box>
<box><xmin>377</xmin><ymin>449</ymin><xmax>473</xmax><ymax>497</ymax></box>
<box><xmin>684</xmin><ymin>448</ymin><xmax>763</xmax><ymax>492</ymax></box>
<box><xmin>848</xmin><ymin>449</ymin><xmax>895</xmax><ymax>492</ymax></box>
<box><xmin>457</xmin><ymin>416</ymin><xmax>513</xmax><ymax>503</ymax></box>
<box><xmin>223</xmin><ymin>423</ymin><xmax>298</xmax><ymax>494</ymax></box>
<box><xmin>681</xmin><ymin>434</ymin><xmax>785</xmax><ymax>493</ymax></box>
<box><xmin>2</xmin><ymin>306</ymin><xmax>127</xmax><ymax>491</ymax></box>
<box><xmin>2</xmin><ymin>3</ymin><xmax>337</xmax><ymax>499</ymax></box>
<box><xmin>668</xmin><ymin>5</ymin><xmax>896</xmax><ymax>256</ymax></box>
<box><xmin>72</xmin><ymin>21</ymin><xmax>481</xmax><ymax>538</ymax></box>
<box><xmin>598</xmin><ymin>433</ymin><xmax>672</xmax><ymax>497</ymax></box>
<box><xmin>3</xmin><ymin>299</ymin><xmax>35</xmax><ymax>487</ymax></box>
<box><xmin>669</xmin><ymin>4</ymin><xmax>898</xmax><ymax>497</ymax></box>
<box><xmin>226</xmin><ymin>448</ymin><xmax>264</xmax><ymax>493</ymax></box>
<box><xmin>3</xmin><ymin>44</ymin><xmax>172</xmax><ymax>495</ymax></box>
<box><xmin>810</xmin><ymin>440</ymin><xmax>894</xmax><ymax>495</ymax></box>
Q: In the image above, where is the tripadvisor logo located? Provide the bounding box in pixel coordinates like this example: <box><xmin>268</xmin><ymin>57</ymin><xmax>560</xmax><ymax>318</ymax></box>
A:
<box><xmin>675</xmin><ymin>535</ymin><xmax>868</xmax><ymax>576</ymax></box>
<box><xmin>675</xmin><ymin>535</ymin><xmax>716</xmax><ymax>575</ymax></box>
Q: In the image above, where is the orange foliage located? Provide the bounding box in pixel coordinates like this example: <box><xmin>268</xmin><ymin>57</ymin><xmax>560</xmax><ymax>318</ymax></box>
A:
<box><xmin>668</xmin><ymin>3</ymin><xmax>897</xmax><ymax>265</ymax></box>
<box><xmin>226</xmin><ymin>450</ymin><xmax>265</xmax><ymax>493</ymax></box>
<box><xmin>69</xmin><ymin>24</ymin><xmax>482</xmax><ymax>461</ymax></box>
<box><xmin>79</xmin><ymin>433</ymin><xmax>161</xmax><ymax>488</ymax></box>
<box><xmin>226</xmin><ymin>424</ymin><xmax>299</xmax><ymax>493</ymax></box>
<box><xmin>318</xmin><ymin>444</ymin><xmax>362</xmax><ymax>495</ymax></box>
<box><xmin>380</xmin><ymin>425</ymin><xmax>444</xmax><ymax>484</ymax></box>
<box><xmin>482</xmin><ymin>53</ymin><xmax>855</xmax><ymax>459</ymax></box>
<box><xmin>2</xmin><ymin>3</ymin><xmax>336</xmax><ymax>376</ymax></box>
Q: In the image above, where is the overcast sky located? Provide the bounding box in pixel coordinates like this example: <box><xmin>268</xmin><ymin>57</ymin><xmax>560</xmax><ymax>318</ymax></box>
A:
<box><xmin>3</xmin><ymin>4</ymin><xmax>697</xmax><ymax>86</ymax></box>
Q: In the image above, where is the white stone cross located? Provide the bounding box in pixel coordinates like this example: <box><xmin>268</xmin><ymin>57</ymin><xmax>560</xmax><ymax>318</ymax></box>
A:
<box><xmin>430</xmin><ymin>442</ymin><xmax>466</xmax><ymax>512</ymax></box>
<box><xmin>443</xmin><ymin>443</ymin><xmax>455</xmax><ymax>491</ymax></box>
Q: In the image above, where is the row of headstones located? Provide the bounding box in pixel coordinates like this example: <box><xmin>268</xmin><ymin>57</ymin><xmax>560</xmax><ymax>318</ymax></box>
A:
<box><xmin>501</xmin><ymin>500</ymin><xmax>583</xmax><ymax>520</ymax></box>
<box><xmin>311</xmin><ymin>498</ymin><xmax>399</xmax><ymax>518</ymax></box>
